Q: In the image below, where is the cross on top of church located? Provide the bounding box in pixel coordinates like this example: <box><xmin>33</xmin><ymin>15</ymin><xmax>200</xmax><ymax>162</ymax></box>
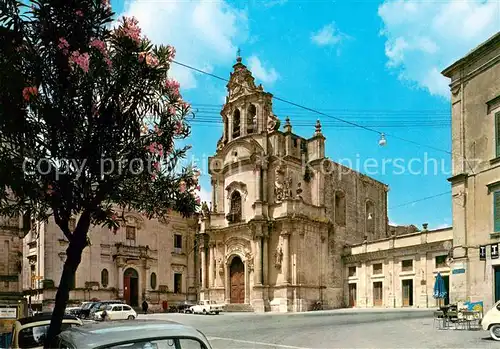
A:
<box><xmin>236</xmin><ymin>48</ymin><xmax>242</xmax><ymax>63</ymax></box>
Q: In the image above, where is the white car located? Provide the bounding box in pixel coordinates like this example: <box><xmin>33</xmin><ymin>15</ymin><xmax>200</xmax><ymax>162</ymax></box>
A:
<box><xmin>188</xmin><ymin>300</ymin><xmax>224</xmax><ymax>315</ymax></box>
<box><xmin>481</xmin><ymin>300</ymin><xmax>500</xmax><ymax>340</ymax></box>
<box><xmin>94</xmin><ymin>304</ymin><xmax>137</xmax><ymax>321</ymax></box>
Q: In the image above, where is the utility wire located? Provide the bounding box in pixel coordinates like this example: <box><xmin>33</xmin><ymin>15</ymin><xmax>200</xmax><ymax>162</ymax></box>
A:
<box><xmin>389</xmin><ymin>191</ymin><xmax>452</xmax><ymax>209</ymax></box>
<box><xmin>172</xmin><ymin>60</ymin><xmax>459</xmax><ymax>213</ymax></box>
<box><xmin>172</xmin><ymin>60</ymin><xmax>454</xmax><ymax>156</ymax></box>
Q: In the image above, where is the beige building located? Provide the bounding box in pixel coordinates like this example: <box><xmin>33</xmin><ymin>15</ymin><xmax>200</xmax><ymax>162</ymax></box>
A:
<box><xmin>343</xmin><ymin>225</ymin><xmax>452</xmax><ymax>308</ymax></box>
<box><xmin>198</xmin><ymin>55</ymin><xmax>397</xmax><ymax>313</ymax></box>
<box><xmin>22</xmin><ymin>211</ymin><xmax>198</xmax><ymax>310</ymax></box>
<box><xmin>0</xmin><ymin>215</ymin><xmax>24</xmax><ymax>296</ymax></box>
<box><xmin>443</xmin><ymin>31</ymin><xmax>500</xmax><ymax>311</ymax></box>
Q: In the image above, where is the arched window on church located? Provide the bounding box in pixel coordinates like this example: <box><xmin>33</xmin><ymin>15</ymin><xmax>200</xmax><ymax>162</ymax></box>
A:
<box><xmin>365</xmin><ymin>200</ymin><xmax>375</xmax><ymax>235</ymax></box>
<box><xmin>232</xmin><ymin>109</ymin><xmax>240</xmax><ymax>138</ymax></box>
<box><xmin>228</xmin><ymin>191</ymin><xmax>242</xmax><ymax>223</ymax></box>
<box><xmin>247</xmin><ymin>104</ymin><xmax>256</xmax><ymax>134</ymax></box>
<box><xmin>335</xmin><ymin>191</ymin><xmax>346</xmax><ymax>226</ymax></box>
<box><xmin>101</xmin><ymin>269</ymin><xmax>109</xmax><ymax>288</ymax></box>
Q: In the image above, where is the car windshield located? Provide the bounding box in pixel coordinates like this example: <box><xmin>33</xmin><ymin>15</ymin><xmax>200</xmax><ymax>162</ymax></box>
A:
<box><xmin>18</xmin><ymin>323</ymin><xmax>76</xmax><ymax>348</ymax></box>
<box><xmin>82</xmin><ymin>303</ymin><xmax>93</xmax><ymax>310</ymax></box>
<box><xmin>104</xmin><ymin>338</ymin><xmax>205</xmax><ymax>349</ymax></box>
<box><xmin>105</xmin><ymin>305</ymin><xmax>113</xmax><ymax>310</ymax></box>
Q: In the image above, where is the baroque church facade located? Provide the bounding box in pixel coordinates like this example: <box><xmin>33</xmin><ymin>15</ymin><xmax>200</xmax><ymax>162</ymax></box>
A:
<box><xmin>197</xmin><ymin>55</ymin><xmax>390</xmax><ymax>312</ymax></box>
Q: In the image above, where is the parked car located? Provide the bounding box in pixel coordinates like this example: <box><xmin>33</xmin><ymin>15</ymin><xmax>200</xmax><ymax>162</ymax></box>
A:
<box><xmin>86</xmin><ymin>300</ymin><xmax>125</xmax><ymax>319</ymax></box>
<box><xmin>188</xmin><ymin>300</ymin><xmax>224</xmax><ymax>315</ymax></box>
<box><xmin>177</xmin><ymin>301</ymin><xmax>196</xmax><ymax>313</ymax></box>
<box><xmin>94</xmin><ymin>304</ymin><xmax>137</xmax><ymax>321</ymax></box>
<box><xmin>54</xmin><ymin>319</ymin><xmax>213</xmax><ymax>348</ymax></box>
<box><xmin>9</xmin><ymin>313</ymin><xmax>83</xmax><ymax>348</ymax></box>
<box><xmin>481</xmin><ymin>300</ymin><xmax>500</xmax><ymax>340</ymax></box>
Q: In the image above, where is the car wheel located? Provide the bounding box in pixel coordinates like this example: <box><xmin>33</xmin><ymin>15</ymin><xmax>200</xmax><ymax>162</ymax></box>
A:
<box><xmin>202</xmin><ymin>309</ymin><xmax>206</xmax><ymax>315</ymax></box>
<box><xmin>490</xmin><ymin>324</ymin><xmax>500</xmax><ymax>341</ymax></box>
<box><xmin>215</xmin><ymin>311</ymin><xmax>219</xmax><ymax>315</ymax></box>
<box><xmin>128</xmin><ymin>315</ymin><xmax>135</xmax><ymax>320</ymax></box>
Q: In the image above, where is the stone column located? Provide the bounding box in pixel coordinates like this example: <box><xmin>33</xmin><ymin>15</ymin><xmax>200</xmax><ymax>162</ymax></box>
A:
<box><xmin>118</xmin><ymin>264</ymin><xmax>124</xmax><ymax>298</ymax></box>
<box><xmin>244</xmin><ymin>261</ymin><xmax>249</xmax><ymax>303</ymax></box>
<box><xmin>263</xmin><ymin>236</ymin><xmax>269</xmax><ymax>285</ymax></box>
<box><xmin>208</xmin><ymin>243</ymin><xmax>215</xmax><ymax>288</ymax></box>
<box><xmin>200</xmin><ymin>246</ymin><xmax>206</xmax><ymax>290</ymax></box>
<box><xmin>262</xmin><ymin>161</ymin><xmax>268</xmax><ymax>202</ymax></box>
<box><xmin>225</xmin><ymin>261</ymin><xmax>230</xmax><ymax>303</ymax></box>
<box><xmin>211</xmin><ymin>179</ymin><xmax>217</xmax><ymax>212</ymax></box>
<box><xmin>254</xmin><ymin>236</ymin><xmax>263</xmax><ymax>286</ymax></box>
<box><xmin>281</xmin><ymin>231</ymin><xmax>290</xmax><ymax>284</ymax></box>
<box><xmin>255</xmin><ymin>164</ymin><xmax>262</xmax><ymax>202</ymax></box>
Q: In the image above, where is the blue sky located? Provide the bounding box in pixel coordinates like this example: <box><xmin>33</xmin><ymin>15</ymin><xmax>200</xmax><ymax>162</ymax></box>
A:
<box><xmin>112</xmin><ymin>0</ymin><xmax>499</xmax><ymax>229</ymax></box>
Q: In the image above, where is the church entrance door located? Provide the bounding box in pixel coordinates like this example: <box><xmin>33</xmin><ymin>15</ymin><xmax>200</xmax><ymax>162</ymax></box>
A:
<box><xmin>230</xmin><ymin>256</ymin><xmax>245</xmax><ymax>304</ymax></box>
<box><xmin>123</xmin><ymin>268</ymin><xmax>139</xmax><ymax>307</ymax></box>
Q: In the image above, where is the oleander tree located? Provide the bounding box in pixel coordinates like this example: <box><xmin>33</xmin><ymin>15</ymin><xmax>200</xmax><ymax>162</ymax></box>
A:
<box><xmin>0</xmin><ymin>0</ymin><xmax>200</xmax><ymax>346</ymax></box>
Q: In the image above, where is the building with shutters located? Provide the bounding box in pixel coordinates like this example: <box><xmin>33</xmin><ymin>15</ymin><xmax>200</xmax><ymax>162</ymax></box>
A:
<box><xmin>22</xmin><ymin>211</ymin><xmax>199</xmax><ymax>311</ymax></box>
<box><xmin>443</xmin><ymin>31</ymin><xmax>500</xmax><ymax>311</ymax></box>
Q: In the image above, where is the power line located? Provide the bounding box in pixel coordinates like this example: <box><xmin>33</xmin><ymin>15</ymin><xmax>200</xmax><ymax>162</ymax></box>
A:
<box><xmin>388</xmin><ymin>191</ymin><xmax>452</xmax><ymax>209</ymax></box>
<box><xmin>172</xmin><ymin>60</ymin><xmax>454</xmax><ymax>156</ymax></box>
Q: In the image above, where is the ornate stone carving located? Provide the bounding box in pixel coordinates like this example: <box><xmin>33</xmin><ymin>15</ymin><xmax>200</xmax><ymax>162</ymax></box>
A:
<box><xmin>245</xmin><ymin>251</ymin><xmax>254</xmax><ymax>272</ymax></box>
<box><xmin>201</xmin><ymin>201</ymin><xmax>210</xmax><ymax>217</ymax></box>
<box><xmin>296</xmin><ymin>182</ymin><xmax>303</xmax><ymax>198</ymax></box>
<box><xmin>225</xmin><ymin>181</ymin><xmax>248</xmax><ymax>200</ymax></box>
<box><xmin>216</xmin><ymin>257</ymin><xmax>224</xmax><ymax>275</ymax></box>
<box><xmin>274</xmin><ymin>165</ymin><xmax>293</xmax><ymax>203</ymax></box>
<box><xmin>274</xmin><ymin>240</ymin><xmax>283</xmax><ymax>269</ymax></box>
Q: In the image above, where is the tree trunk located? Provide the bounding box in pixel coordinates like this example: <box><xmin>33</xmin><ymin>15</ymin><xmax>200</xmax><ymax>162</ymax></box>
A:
<box><xmin>44</xmin><ymin>212</ymin><xmax>91</xmax><ymax>348</ymax></box>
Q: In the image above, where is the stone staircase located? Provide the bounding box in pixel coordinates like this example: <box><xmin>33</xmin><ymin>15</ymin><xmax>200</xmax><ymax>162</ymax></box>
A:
<box><xmin>224</xmin><ymin>303</ymin><xmax>254</xmax><ymax>312</ymax></box>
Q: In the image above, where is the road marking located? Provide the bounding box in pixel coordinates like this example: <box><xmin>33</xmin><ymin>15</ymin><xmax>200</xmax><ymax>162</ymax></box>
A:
<box><xmin>207</xmin><ymin>336</ymin><xmax>313</xmax><ymax>349</ymax></box>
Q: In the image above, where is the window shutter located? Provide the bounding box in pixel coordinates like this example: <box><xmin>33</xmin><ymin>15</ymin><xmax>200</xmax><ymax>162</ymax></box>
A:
<box><xmin>494</xmin><ymin>191</ymin><xmax>500</xmax><ymax>232</ymax></box>
<box><xmin>495</xmin><ymin>112</ymin><xmax>500</xmax><ymax>157</ymax></box>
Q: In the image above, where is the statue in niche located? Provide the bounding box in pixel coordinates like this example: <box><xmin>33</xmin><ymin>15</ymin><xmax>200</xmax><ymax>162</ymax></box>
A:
<box><xmin>201</xmin><ymin>201</ymin><xmax>210</xmax><ymax>217</ymax></box>
<box><xmin>216</xmin><ymin>257</ymin><xmax>224</xmax><ymax>274</ymax></box>
<box><xmin>274</xmin><ymin>244</ymin><xmax>283</xmax><ymax>269</ymax></box>
<box><xmin>296</xmin><ymin>181</ymin><xmax>303</xmax><ymax>198</ymax></box>
<box><xmin>245</xmin><ymin>251</ymin><xmax>254</xmax><ymax>271</ymax></box>
<box><xmin>274</xmin><ymin>166</ymin><xmax>285</xmax><ymax>202</ymax></box>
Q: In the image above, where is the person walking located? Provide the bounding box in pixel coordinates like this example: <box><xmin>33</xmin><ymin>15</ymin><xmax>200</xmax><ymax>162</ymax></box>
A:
<box><xmin>142</xmin><ymin>300</ymin><xmax>149</xmax><ymax>315</ymax></box>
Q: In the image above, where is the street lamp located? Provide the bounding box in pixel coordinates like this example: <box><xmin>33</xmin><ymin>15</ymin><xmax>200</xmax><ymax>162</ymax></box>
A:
<box><xmin>379</xmin><ymin>133</ymin><xmax>387</xmax><ymax>146</ymax></box>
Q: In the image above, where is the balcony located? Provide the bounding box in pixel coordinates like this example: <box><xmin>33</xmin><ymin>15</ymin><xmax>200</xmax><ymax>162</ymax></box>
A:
<box><xmin>114</xmin><ymin>243</ymin><xmax>158</xmax><ymax>260</ymax></box>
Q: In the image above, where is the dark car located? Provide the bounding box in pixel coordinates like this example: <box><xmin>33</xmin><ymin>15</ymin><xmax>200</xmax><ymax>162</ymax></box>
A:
<box><xmin>79</xmin><ymin>300</ymin><xmax>124</xmax><ymax>319</ymax></box>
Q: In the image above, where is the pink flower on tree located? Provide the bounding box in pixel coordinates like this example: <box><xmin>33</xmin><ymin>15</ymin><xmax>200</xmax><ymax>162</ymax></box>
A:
<box><xmin>168</xmin><ymin>105</ymin><xmax>177</xmax><ymax>115</ymax></box>
<box><xmin>75</xmin><ymin>10</ymin><xmax>83</xmax><ymax>16</ymax></box>
<box><xmin>174</xmin><ymin>121</ymin><xmax>183</xmax><ymax>135</ymax></box>
<box><xmin>46</xmin><ymin>184</ymin><xmax>54</xmax><ymax>195</ymax></box>
<box><xmin>138</xmin><ymin>52</ymin><xmax>146</xmax><ymax>63</ymax></box>
<box><xmin>102</xmin><ymin>0</ymin><xmax>111</xmax><ymax>9</ymax></box>
<box><xmin>58</xmin><ymin>38</ymin><xmax>69</xmax><ymax>54</ymax></box>
<box><xmin>166</xmin><ymin>45</ymin><xmax>176</xmax><ymax>61</ymax></box>
<box><xmin>22</xmin><ymin>86</ymin><xmax>38</xmax><ymax>101</ymax></box>
<box><xmin>118</xmin><ymin>17</ymin><xmax>141</xmax><ymax>45</ymax></box>
<box><xmin>195</xmin><ymin>196</ymin><xmax>201</xmax><ymax>204</ymax></box>
<box><xmin>146</xmin><ymin>54</ymin><xmax>159</xmax><ymax>67</ymax></box>
<box><xmin>152</xmin><ymin>161</ymin><xmax>160</xmax><ymax>171</ymax></box>
<box><xmin>90</xmin><ymin>39</ymin><xmax>107</xmax><ymax>56</ymax></box>
<box><xmin>165</xmin><ymin>79</ymin><xmax>180</xmax><ymax>98</ymax></box>
<box><xmin>69</xmin><ymin>51</ymin><xmax>90</xmax><ymax>73</ymax></box>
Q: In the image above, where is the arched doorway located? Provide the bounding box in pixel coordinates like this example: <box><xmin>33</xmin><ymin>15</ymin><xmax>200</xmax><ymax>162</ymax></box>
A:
<box><xmin>230</xmin><ymin>256</ymin><xmax>245</xmax><ymax>304</ymax></box>
<box><xmin>123</xmin><ymin>268</ymin><xmax>139</xmax><ymax>306</ymax></box>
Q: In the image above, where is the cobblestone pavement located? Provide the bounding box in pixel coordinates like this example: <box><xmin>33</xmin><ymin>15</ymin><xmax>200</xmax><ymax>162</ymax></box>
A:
<box><xmin>138</xmin><ymin>309</ymin><xmax>498</xmax><ymax>348</ymax></box>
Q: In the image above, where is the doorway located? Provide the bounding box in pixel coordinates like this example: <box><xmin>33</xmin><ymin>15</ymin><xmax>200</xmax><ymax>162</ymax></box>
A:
<box><xmin>348</xmin><ymin>283</ymin><xmax>357</xmax><ymax>307</ymax></box>
<box><xmin>442</xmin><ymin>275</ymin><xmax>450</xmax><ymax>305</ymax></box>
<box><xmin>373</xmin><ymin>281</ymin><xmax>383</xmax><ymax>307</ymax></box>
<box><xmin>230</xmin><ymin>256</ymin><xmax>245</xmax><ymax>304</ymax></box>
<box><xmin>494</xmin><ymin>266</ymin><xmax>500</xmax><ymax>303</ymax></box>
<box><xmin>123</xmin><ymin>268</ymin><xmax>139</xmax><ymax>307</ymax></box>
<box><xmin>402</xmin><ymin>279</ymin><xmax>413</xmax><ymax>307</ymax></box>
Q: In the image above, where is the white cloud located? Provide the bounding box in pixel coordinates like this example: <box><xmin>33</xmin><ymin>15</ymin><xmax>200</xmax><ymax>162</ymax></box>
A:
<box><xmin>311</xmin><ymin>23</ymin><xmax>347</xmax><ymax>46</ymax></box>
<box><xmin>247</xmin><ymin>55</ymin><xmax>279</xmax><ymax>85</ymax></box>
<box><xmin>378</xmin><ymin>0</ymin><xmax>500</xmax><ymax>99</ymax></box>
<box><xmin>117</xmin><ymin>0</ymin><xmax>249</xmax><ymax>90</ymax></box>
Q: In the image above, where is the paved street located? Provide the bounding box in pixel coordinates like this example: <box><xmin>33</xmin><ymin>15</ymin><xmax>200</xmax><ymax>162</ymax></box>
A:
<box><xmin>139</xmin><ymin>309</ymin><xmax>498</xmax><ymax>348</ymax></box>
